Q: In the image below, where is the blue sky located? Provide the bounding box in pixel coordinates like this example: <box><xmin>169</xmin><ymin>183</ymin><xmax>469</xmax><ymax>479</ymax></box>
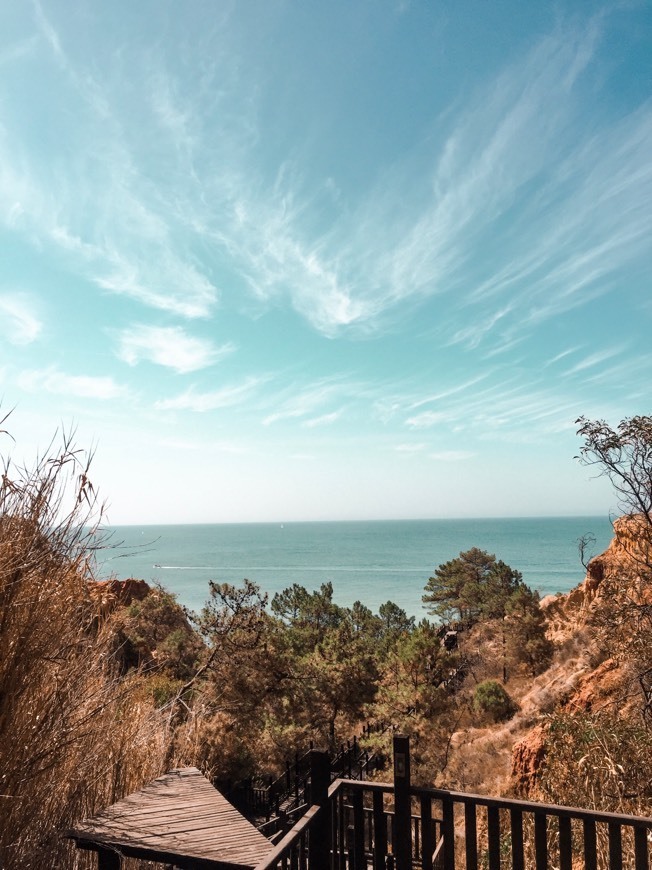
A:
<box><xmin>0</xmin><ymin>1</ymin><xmax>650</xmax><ymax>524</ymax></box>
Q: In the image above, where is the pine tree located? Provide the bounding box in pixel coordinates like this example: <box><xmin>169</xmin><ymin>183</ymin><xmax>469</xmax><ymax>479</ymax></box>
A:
<box><xmin>422</xmin><ymin>547</ymin><xmax>523</xmax><ymax>625</ymax></box>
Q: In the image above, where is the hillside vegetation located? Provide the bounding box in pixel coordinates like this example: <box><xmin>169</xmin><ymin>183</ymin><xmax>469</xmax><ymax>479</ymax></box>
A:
<box><xmin>2</xmin><ymin>416</ymin><xmax>652</xmax><ymax>868</ymax></box>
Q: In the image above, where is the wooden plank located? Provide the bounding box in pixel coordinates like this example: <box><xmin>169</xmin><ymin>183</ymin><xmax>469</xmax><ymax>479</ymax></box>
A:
<box><xmin>352</xmin><ymin>788</ymin><xmax>365</xmax><ymax>870</ymax></box>
<box><xmin>510</xmin><ymin>809</ymin><xmax>524</xmax><ymax>870</ymax></box>
<box><xmin>464</xmin><ymin>801</ymin><xmax>478</xmax><ymax>870</ymax></box>
<box><xmin>635</xmin><ymin>825</ymin><xmax>649</xmax><ymax>870</ymax></box>
<box><xmin>608</xmin><ymin>823</ymin><xmax>623</xmax><ymax>870</ymax></box>
<box><xmin>534</xmin><ymin>812</ymin><xmax>547</xmax><ymax>870</ymax></box>
<box><xmin>583</xmin><ymin>819</ymin><xmax>597</xmax><ymax>870</ymax></box>
<box><xmin>487</xmin><ymin>806</ymin><xmax>500</xmax><ymax>870</ymax></box>
<box><xmin>338</xmin><ymin>788</ymin><xmax>346</xmax><ymax>870</ymax></box>
<box><xmin>558</xmin><ymin>816</ymin><xmax>572</xmax><ymax>870</ymax></box>
<box><xmin>408</xmin><ymin>785</ymin><xmax>652</xmax><ymax>827</ymax></box>
<box><xmin>442</xmin><ymin>795</ymin><xmax>454</xmax><ymax>870</ymax></box>
<box><xmin>373</xmin><ymin>790</ymin><xmax>387</xmax><ymax>870</ymax></box>
<box><xmin>68</xmin><ymin>768</ymin><xmax>271</xmax><ymax>868</ymax></box>
<box><xmin>393</xmin><ymin>735</ymin><xmax>412</xmax><ymax>870</ymax></box>
<box><xmin>420</xmin><ymin>794</ymin><xmax>433</xmax><ymax>870</ymax></box>
<box><xmin>307</xmin><ymin>751</ymin><xmax>330</xmax><ymax>870</ymax></box>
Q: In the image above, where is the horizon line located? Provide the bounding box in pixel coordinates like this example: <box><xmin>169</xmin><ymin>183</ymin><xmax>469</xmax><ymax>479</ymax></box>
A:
<box><xmin>98</xmin><ymin>513</ymin><xmax>613</xmax><ymax>528</ymax></box>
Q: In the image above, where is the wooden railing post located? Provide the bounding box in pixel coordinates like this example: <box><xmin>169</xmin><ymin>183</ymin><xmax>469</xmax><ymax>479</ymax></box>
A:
<box><xmin>393</xmin><ymin>734</ymin><xmax>411</xmax><ymax>870</ymax></box>
<box><xmin>308</xmin><ymin>749</ymin><xmax>331</xmax><ymax>870</ymax></box>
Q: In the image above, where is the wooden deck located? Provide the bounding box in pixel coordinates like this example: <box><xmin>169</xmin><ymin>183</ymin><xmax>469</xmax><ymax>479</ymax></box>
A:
<box><xmin>68</xmin><ymin>767</ymin><xmax>272</xmax><ymax>869</ymax></box>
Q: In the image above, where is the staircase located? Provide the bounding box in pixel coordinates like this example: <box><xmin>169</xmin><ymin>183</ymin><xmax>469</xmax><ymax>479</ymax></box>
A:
<box><xmin>226</xmin><ymin>721</ymin><xmax>390</xmax><ymax>839</ymax></box>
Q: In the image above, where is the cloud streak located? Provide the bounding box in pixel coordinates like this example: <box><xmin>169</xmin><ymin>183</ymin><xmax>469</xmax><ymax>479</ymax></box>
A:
<box><xmin>116</xmin><ymin>325</ymin><xmax>234</xmax><ymax>373</ymax></box>
<box><xmin>1</xmin><ymin>10</ymin><xmax>649</xmax><ymax>352</ymax></box>
<box><xmin>155</xmin><ymin>377</ymin><xmax>264</xmax><ymax>412</ymax></box>
<box><xmin>17</xmin><ymin>366</ymin><xmax>127</xmax><ymax>400</ymax></box>
<box><xmin>0</xmin><ymin>293</ymin><xmax>42</xmax><ymax>345</ymax></box>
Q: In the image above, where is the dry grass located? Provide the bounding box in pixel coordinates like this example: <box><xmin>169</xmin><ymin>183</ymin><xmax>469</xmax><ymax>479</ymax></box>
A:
<box><xmin>0</xmin><ymin>428</ymin><xmax>175</xmax><ymax>869</ymax></box>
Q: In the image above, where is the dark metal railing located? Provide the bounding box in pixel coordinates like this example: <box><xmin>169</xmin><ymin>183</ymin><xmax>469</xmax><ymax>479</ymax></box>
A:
<box><xmin>255</xmin><ymin>737</ymin><xmax>652</xmax><ymax>870</ymax></box>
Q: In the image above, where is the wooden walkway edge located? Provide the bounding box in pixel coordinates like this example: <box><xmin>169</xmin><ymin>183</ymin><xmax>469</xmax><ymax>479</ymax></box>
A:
<box><xmin>67</xmin><ymin>767</ymin><xmax>272</xmax><ymax>869</ymax></box>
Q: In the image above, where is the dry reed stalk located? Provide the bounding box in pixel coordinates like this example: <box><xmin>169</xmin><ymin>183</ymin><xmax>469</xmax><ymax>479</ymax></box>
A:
<box><xmin>0</xmin><ymin>427</ymin><xmax>177</xmax><ymax>869</ymax></box>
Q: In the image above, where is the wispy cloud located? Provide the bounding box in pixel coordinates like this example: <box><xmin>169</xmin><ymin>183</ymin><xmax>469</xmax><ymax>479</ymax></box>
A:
<box><xmin>545</xmin><ymin>347</ymin><xmax>580</xmax><ymax>367</ymax></box>
<box><xmin>408</xmin><ymin>374</ymin><xmax>491</xmax><ymax>410</ymax></box>
<box><xmin>302</xmin><ymin>410</ymin><xmax>342</xmax><ymax>428</ymax></box>
<box><xmin>0</xmin><ymin>5</ymin><xmax>220</xmax><ymax>320</ymax></box>
<box><xmin>1</xmin><ymin>8</ymin><xmax>649</xmax><ymax>354</ymax></box>
<box><xmin>405</xmin><ymin>411</ymin><xmax>449</xmax><ymax>429</ymax></box>
<box><xmin>0</xmin><ymin>293</ymin><xmax>42</xmax><ymax>345</ymax></box>
<box><xmin>17</xmin><ymin>366</ymin><xmax>127</xmax><ymax>400</ymax></box>
<box><xmin>155</xmin><ymin>377</ymin><xmax>263</xmax><ymax>412</ymax></box>
<box><xmin>227</xmin><ymin>18</ymin><xmax>646</xmax><ymax>348</ymax></box>
<box><xmin>562</xmin><ymin>346</ymin><xmax>625</xmax><ymax>377</ymax></box>
<box><xmin>32</xmin><ymin>0</ymin><xmax>66</xmax><ymax>66</ymax></box>
<box><xmin>402</xmin><ymin>374</ymin><xmax>585</xmax><ymax>441</ymax></box>
<box><xmin>262</xmin><ymin>379</ymin><xmax>359</xmax><ymax>426</ymax></box>
<box><xmin>158</xmin><ymin>437</ymin><xmax>248</xmax><ymax>453</ymax></box>
<box><xmin>429</xmin><ymin>450</ymin><xmax>474</xmax><ymax>462</ymax></box>
<box><xmin>0</xmin><ymin>35</ymin><xmax>39</xmax><ymax>66</ymax></box>
<box><xmin>116</xmin><ymin>325</ymin><xmax>234</xmax><ymax>373</ymax></box>
<box><xmin>394</xmin><ymin>443</ymin><xmax>426</xmax><ymax>453</ymax></box>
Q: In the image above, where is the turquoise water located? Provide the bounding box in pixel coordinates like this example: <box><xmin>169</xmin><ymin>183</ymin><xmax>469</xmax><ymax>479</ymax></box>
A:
<box><xmin>94</xmin><ymin>517</ymin><xmax>614</xmax><ymax>618</ymax></box>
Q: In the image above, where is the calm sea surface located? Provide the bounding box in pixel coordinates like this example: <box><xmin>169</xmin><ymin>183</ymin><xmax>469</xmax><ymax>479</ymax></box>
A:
<box><xmin>95</xmin><ymin>517</ymin><xmax>613</xmax><ymax>618</ymax></box>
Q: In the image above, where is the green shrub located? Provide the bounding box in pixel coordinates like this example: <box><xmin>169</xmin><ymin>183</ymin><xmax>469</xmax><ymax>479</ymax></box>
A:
<box><xmin>473</xmin><ymin>679</ymin><xmax>517</xmax><ymax>722</ymax></box>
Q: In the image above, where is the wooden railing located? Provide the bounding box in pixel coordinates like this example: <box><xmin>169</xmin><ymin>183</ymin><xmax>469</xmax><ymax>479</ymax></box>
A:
<box><xmin>255</xmin><ymin>736</ymin><xmax>652</xmax><ymax>870</ymax></box>
<box><xmin>230</xmin><ymin>721</ymin><xmax>388</xmax><ymax>829</ymax></box>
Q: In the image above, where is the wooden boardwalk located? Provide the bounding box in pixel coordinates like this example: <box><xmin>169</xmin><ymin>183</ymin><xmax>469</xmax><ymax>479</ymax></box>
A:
<box><xmin>68</xmin><ymin>767</ymin><xmax>272</xmax><ymax>869</ymax></box>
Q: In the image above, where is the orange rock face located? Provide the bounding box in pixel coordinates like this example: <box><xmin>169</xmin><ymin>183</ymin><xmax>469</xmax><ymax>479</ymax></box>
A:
<box><xmin>540</xmin><ymin>514</ymin><xmax>652</xmax><ymax>641</ymax></box>
<box><xmin>510</xmin><ymin>517</ymin><xmax>651</xmax><ymax>795</ymax></box>
<box><xmin>511</xmin><ymin>724</ymin><xmax>547</xmax><ymax>797</ymax></box>
<box><xmin>563</xmin><ymin>658</ymin><xmax>624</xmax><ymax>714</ymax></box>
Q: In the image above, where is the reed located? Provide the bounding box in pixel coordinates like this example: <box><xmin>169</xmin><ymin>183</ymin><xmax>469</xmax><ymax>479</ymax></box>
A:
<box><xmin>0</xmin><ymin>425</ymin><xmax>172</xmax><ymax>869</ymax></box>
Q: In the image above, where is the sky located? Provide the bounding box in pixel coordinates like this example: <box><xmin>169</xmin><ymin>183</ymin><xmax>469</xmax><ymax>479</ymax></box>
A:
<box><xmin>0</xmin><ymin>1</ymin><xmax>650</xmax><ymax>525</ymax></box>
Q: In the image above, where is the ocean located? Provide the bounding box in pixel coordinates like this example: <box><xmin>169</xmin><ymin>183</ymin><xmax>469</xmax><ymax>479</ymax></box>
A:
<box><xmin>94</xmin><ymin>516</ymin><xmax>614</xmax><ymax>619</ymax></box>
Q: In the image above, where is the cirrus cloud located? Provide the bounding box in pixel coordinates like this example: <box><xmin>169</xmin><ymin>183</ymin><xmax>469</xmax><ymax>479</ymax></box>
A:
<box><xmin>116</xmin><ymin>324</ymin><xmax>234</xmax><ymax>373</ymax></box>
<box><xmin>155</xmin><ymin>376</ymin><xmax>264</xmax><ymax>412</ymax></box>
<box><xmin>0</xmin><ymin>293</ymin><xmax>42</xmax><ymax>345</ymax></box>
<box><xmin>17</xmin><ymin>366</ymin><xmax>127</xmax><ymax>400</ymax></box>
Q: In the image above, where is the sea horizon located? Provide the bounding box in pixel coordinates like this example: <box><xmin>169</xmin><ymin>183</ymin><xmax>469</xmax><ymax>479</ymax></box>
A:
<box><xmin>101</xmin><ymin>512</ymin><xmax>609</xmax><ymax>527</ymax></box>
<box><xmin>94</xmin><ymin>515</ymin><xmax>614</xmax><ymax>619</ymax></box>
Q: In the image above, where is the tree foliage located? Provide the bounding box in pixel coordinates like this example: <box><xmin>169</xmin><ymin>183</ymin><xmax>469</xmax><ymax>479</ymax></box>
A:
<box><xmin>473</xmin><ymin>680</ymin><xmax>517</xmax><ymax>722</ymax></box>
<box><xmin>504</xmin><ymin>585</ymin><xmax>553</xmax><ymax>676</ymax></box>
<box><xmin>422</xmin><ymin>547</ymin><xmax>525</xmax><ymax>625</ymax></box>
<box><xmin>576</xmin><ymin>415</ymin><xmax>652</xmax><ymax>530</ymax></box>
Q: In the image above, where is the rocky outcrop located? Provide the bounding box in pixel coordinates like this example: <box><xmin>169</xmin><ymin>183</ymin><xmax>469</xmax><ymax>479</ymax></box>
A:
<box><xmin>511</xmin><ymin>724</ymin><xmax>547</xmax><ymax>796</ymax></box>
<box><xmin>563</xmin><ymin>658</ymin><xmax>625</xmax><ymax>714</ymax></box>
<box><xmin>540</xmin><ymin>514</ymin><xmax>652</xmax><ymax>642</ymax></box>
<box><xmin>508</xmin><ymin>517</ymin><xmax>649</xmax><ymax>795</ymax></box>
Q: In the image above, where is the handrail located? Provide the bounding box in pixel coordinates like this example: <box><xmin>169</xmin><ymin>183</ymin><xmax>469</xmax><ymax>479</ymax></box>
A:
<box><xmin>254</xmin><ymin>803</ymin><xmax>322</xmax><ymax>870</ymax></box>
<box><xmin>253</xmin><ymin>739</ymin><xmax>652</xmax><ymax>870</ymax></box>
<box><xmin>253</xmin><ymin>774</ymin><xmax>652</xmax><ymax>870</ymax></box>
<box><xmin>335</xmin><ymin>777</ymin><xmax>652</xmax><ymax>826</ymax></box>
<box><xmin>413</xmin><ymin>784</ymin><xmax>652</xmax><ymax>827</ymax></box>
